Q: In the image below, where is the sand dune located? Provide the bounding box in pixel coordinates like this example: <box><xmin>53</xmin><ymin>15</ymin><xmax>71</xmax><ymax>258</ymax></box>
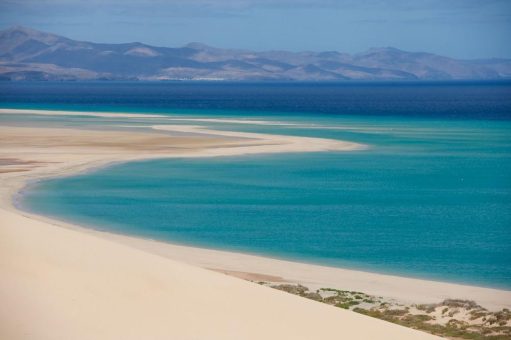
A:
<box><xmin>0</xmin><ymin>207</ymin><xmax>439</xmax><ymax>339</ymax></box>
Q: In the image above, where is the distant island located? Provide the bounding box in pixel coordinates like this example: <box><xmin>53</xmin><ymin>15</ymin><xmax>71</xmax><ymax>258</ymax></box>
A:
<box><xmin>1</xmin><ymin>26</ymin><xmax>510</xmax><ymax>81</ymax></box>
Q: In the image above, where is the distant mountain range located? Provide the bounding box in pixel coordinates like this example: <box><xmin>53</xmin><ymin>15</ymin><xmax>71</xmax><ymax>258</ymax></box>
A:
<box><xmin>1</xmin><ymin>26</ymin><xmax>510</xmax><ymax>81</ymax></box>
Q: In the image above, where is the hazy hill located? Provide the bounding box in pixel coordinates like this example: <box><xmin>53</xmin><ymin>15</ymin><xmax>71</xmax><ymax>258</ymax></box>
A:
<box><xmin>1</xmin><ymin>26</ymin><xmax>510</xmax><ymax>81</ymax></box>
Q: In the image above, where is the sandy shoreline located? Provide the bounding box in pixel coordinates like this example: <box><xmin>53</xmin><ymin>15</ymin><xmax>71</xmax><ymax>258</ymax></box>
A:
<box><xmin>0</xmin><ymin>108</ymin><xmax>507</xmax><ymax>339</ymax></box>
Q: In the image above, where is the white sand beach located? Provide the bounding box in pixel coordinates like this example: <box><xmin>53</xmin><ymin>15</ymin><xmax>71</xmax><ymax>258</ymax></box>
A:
<box><xmin>1</xmin><ymin>108</ymin><xmax>508</xmax><ymax>339</ymax></box>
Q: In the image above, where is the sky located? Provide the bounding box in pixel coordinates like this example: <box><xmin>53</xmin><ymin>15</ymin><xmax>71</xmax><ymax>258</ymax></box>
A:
<box><xmin>0</xmin><ymin>0</ymin><xmax>510</xmax><ymax>59</ymax></box>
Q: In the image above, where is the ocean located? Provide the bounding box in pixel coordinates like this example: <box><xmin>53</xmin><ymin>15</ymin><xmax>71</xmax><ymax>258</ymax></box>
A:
<box><xmin>3</xmin><ymin>81</ymin><xmax>511</xmax><ymax>289</ymax></box>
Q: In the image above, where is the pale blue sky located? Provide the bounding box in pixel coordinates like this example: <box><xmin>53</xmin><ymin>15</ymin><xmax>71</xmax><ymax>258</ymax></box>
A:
<box><xmin>1</xmin><ymin>0</ymin><xmax>510</xmax><ymax>59</ymax></box>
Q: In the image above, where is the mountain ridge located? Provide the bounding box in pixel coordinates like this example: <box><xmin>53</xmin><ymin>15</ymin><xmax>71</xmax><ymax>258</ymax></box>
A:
<box><xmin>1</xmin><ymin>26</ymin><xmax>510</xmax><ymax>81</ymax></box>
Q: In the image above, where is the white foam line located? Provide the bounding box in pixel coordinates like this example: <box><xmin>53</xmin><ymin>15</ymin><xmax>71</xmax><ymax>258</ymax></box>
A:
<box><xmin>151</xmin><ymin>124</ymin><xmax>367</xmax><ymax>155</ymax></box>
<box><xmin>166</xmin><ymin>118</ymin><xmax>306</xmax><ymax>126</ymax></box>
<box><xmin>0</xmin><ymin>108</ymin><xmax>165</xmax><ymax>118</ymax></box>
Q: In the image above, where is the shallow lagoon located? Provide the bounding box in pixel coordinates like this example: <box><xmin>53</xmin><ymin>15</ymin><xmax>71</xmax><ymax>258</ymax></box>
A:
<box><xmin>20</xmin><ymin>108</ymin><xmax>511</xmax><ymax>289</ymax></box>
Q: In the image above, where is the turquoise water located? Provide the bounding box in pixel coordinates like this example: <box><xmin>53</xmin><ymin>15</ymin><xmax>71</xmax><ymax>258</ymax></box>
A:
<box><xmin>20</xmin><ymin>113</ymin><xmax>511</xmax><ymax>289</ymax></box>
<box><xmin>4</xmin><ymin>82</ymin><xmax>510</xmax><ymax>289</ymax></box>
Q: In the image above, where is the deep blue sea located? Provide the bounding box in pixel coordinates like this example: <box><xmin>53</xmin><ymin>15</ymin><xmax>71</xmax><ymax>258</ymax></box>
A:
<box><xmin>2</xmin><ymin>81</ymin><xmax>511</xmax><ymax>289</ymax></box>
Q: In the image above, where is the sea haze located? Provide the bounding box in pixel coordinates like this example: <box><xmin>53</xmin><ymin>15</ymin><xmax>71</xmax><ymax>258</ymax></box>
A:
<box><xmin>7</xmin><ymin>81</ymin><xmax>511</xmax><ymax>289</ymax></box>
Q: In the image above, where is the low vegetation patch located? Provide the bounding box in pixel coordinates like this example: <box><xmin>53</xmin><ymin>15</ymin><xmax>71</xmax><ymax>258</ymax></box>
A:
<box><xmin>259</xmin><ymin>282</ymin><xmax>511</xmax><ymax>339</ymax></box>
